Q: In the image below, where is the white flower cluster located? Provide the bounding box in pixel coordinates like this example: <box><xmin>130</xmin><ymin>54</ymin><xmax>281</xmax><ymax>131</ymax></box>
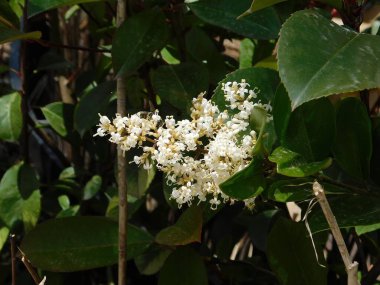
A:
<box><xmin>95</xmin><ymin>80</ymin><xmax>272</xmax><ymax>209</ymax></box>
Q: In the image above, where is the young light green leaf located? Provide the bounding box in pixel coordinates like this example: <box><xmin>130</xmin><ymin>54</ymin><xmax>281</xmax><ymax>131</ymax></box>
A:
<box><xmin>278</xmin><ymin>10</ymin><xmax>380</xmax><ymax>108</ymax></box>
<box><xmin>220</xmin><ymin>158</ymin><xmax>265</xmax><ymax>200</ymax></box>
<box><xmin>112</xmin><ymin>7</ymin><xmax>169</xmax><ymax>76</ymax></box>
<box><xmin>0</xmin><ymin>162</ymin><xmax>41</xmax><ymax>231</ymax></box>
<box><xmin>269</xmin><ymin>147</ymin><xmax>332</xmax><ymax>177</ymax></box>
<box><xmin>42</xmin><ymin>102</ymin><xmax>75</xmax><ymax>137</ymax></box>
<box><xmin>187</xmin><ymin>0</ymin><xmax>281</xmax><ymax>40</ymax></box>
<box><xmin>83</xmin><ymin>175</ymin><xmax>102</xmax><ymax>200</ymax></box>
<box><xmin>239</xmin><ymin>38</ymin><xmax>254</xmax><ymax>69</ymax></box>
<box><xmin>20</xmin><ymin>217</ymin><xmax>153</xmax><ymax>272</ymax></box>
<box><xmin>267</xmin><ymin>217</ymin><xmax>327</xmax><ymax>285</ymax></box>
<box><xmin>332</xmin><ymin>98</ymin><xmax>372</xmax><ymax>180</ymax></box>
<box><xmin>0</xmin><ymin>226</ymin><xmax>10</xmax><ymax>251</ymax></box>
<box><xmin>0</xmin><ymin>92</ymin><xmax>22</xmax><ymax>142</ymax></box>
<box><xmin>156</xmin><ymin>206</ymin><xmax>202</xmax><ymax>246</ymax></box>
<box><xmin>158</xmin><ymin>247</ymin><xmax>208</xmax><ymax>285</ymax></box>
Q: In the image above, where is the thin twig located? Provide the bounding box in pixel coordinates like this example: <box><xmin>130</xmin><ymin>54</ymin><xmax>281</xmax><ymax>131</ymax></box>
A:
<box><xmin>312</xmin><ymin>181</ymin><xmax>360</xmax><ymax>285</ymax></box>
<box><xmin>10</xmin><ymin>234</ymin><xmax>16</xmax><ymax>285</ymax></box>
<box><xmin>33</xmin><ymin>39</ymin><xmax>110</xmax><ymax>53</ymax></box>
<box><xmin>116</xmin><ymin>1</ymin><xmax>128</xmax><ymax>285</ymax></box>
<box><xmin>18</xmin><ymin>249</ymin><xmax>43</xmax><ymax>285</ymax></box>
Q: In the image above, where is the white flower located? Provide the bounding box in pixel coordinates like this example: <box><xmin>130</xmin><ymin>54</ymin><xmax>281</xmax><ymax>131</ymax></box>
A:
<box><xmin>95</xmin><ymin>79</ymin><xmax>272</xmax><ymax>210</ymax></box>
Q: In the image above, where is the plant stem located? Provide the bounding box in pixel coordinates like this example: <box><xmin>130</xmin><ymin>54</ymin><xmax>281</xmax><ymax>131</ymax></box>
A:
<box><xmin>312</xmin><ymin>181</ymin><xmax>360</xmax><ymax>285</ymax></box>
<box><xmin>20</xmin><ymin>0</ymin><xmax>30</xmax><ymax>163</ymax></box>
<box><xmin>10</xmin><ymin>234</ymin><xmax>16</xmax><ymax>285</ymax></box>
<box><xmin>116</xmin><ymin>1</ymin><xmax>127</xmax><ymax>285</ymax></box>
<box><xmin>34</xmin><ymin>39</ymin><xmax>110</xmax><ymax>53</ymax></box>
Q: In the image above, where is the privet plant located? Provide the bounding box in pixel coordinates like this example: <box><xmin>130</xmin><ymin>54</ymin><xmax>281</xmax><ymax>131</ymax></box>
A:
<box><xmin>0</xmin><ymin>0</ymin><xmax>380</xmax><ymax>285</ymax></box>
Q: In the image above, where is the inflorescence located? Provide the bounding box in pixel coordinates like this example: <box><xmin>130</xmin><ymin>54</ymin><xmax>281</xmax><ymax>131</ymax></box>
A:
<box><xmin>95</xmin><ymin>80</ymin><xmax>272</xmax><ymax>209</ymax></box>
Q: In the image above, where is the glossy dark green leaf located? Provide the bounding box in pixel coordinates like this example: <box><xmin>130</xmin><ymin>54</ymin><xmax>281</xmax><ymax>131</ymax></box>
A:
<box><xmin>273</xmin><ymin>84</ymin><xmax>291</xmax><ymax>142</ymax></box>
<box><xmin>42</xmin><ymin>102</ymin><xmax>75</xmax><ymax>137</ymax></box>
<box><xmin>150</xmin><ymin>63</ymin><xmax>209</xmax><ymax>113</ymax></box>
<box><xmin>267</xmin><ymin>217</ymin><xmax>327</xmax><ymax>285</ymax></box>
<box><xmin>238</xmin><ymin>0</ymin><xmax>287</xmax><ymax>19</ymax></box>
<box><xmin>269</xmin><ymin>147</ymin><xmax>332</xmax><ymax>177</ymax></box>
<box><xmin>0</xmin><ymin>92</ymin><xmax>22</xmax><ymax>142</ymax></box>
<box><xmin>278</xmin><ymin>10</ymin><xmax>380</xmax><ymax>108</ymax></box>
<box><xmin>309</xmin><ymin>195</ymin><xmax>380</xmax><ymax>234</ymax></box>
<box><xmin>20</xmin><ymin>217</ymin><xmax>153</xmax><ymax>272</ymax></box>
<box><xmin>268</xmin><ymin>178</ymin><xmax>350</xmax><ymax>202</ymax></box>
<box><xmin>158</xmin><ymin>247</ymin><xmax>208</xmax><ymax>285</ymax></box>
<box><xmin>0</xmin><ymin>162</ymin><xmax>41</xmax><ymax>231</ymax></box>
<box><xmin>0</xmin><ymin>23</ymin><xmax>41</xmax><ymax>44</ymax></box>
<box><xmin>28</xmin><ymin>0</ymin><xmax>102</xmax><ymax>17</ymax></box>
<box><xmin>188</xmin><ymin>0</ymin><xmax>281</xmax><ymax>40</ymax></box>
<box><xmin>371</xmin><ymin>118</ymin><xmax>380</xmax><ymax>185</ymax></box>
<box><xmin>135</xmin><ymin>245</ymin><xmax>172</xmax><ymax>275</ymax></box>
<box><xmin>332</xmin><ymin>98</ymin><xmax>372</xmax><ymax>180</ymax></box>
<box><xmin>185</xmin><ymin>27</ymin><xmax>227</xmax><ymax>84</ymax></box>
<box><xmin>74</xmin><ymin>81</ymin><xmax>115</xmax><ymax>135</ymax></box>
<box><xmin>156</xmin><ymin>206</ymin><xmax>202</xmax><ymax>246</ymax></box>
<box><xmin>83</xmin><ymin>175</ymin><xmax>102</xmax><ymax>200</ymax></box>
<box><xmin>220</xmin><ymin>158</ymin><xmax>265</xmax><ymax>200</ymax></box>
<box><xmin>283</xmin><ymin>98</ymin><xmax>335</xmax><ymax>161</ymax></box>
<box><xmin>213</xmin><ymin>67</ymin><xmax>280</xmax><ymax>111</ymax></box>
<box><xmin>112</xmin><ymin>7</ymin><xmax>170</xmax><ymax>76</ymax></box>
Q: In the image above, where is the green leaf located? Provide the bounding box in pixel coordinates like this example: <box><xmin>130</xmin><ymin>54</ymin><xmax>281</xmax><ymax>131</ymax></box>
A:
<box><xmin>239</xmin><ymin>38</ymin><xmax>254</xmax><ymax>69</ymax></box>
<box><xmin>156</xmin><ymin>206</ymin><xmax>202</xmax><ymax>246</ymax></box>
<box><xmin>268</xmin><ymin>179</ymin><xmax>350</xmax><ymax>202</ymax></box>
<box><xmin>213</xmin><ymin>67</ymin><xmax>280</xmax><ymax>111</ymax></box>
<box><xmin>278</xmin><ymin>10</ymin><xmax>380</xmax><ymax>108</ymax></box>
<box><xmin>56</xmin><ymin>205</ymin><xmax>80</xmax><ymax>218</ymax></box>
<box><xmin>283</xmin><ymin>98</ymin><xmax>335</xmax><ymax>161</ymax></box>
<box><xmin>58</xmin><ymin>195</ymin><xmax>70</xmax><ymax>210</ymax></box>
<box><xmin>220</xmin><ymin>158</ymin><xmax>265</xmax><ymax>200</ymax></box>
<box><xmin>237</xmin><ymin>0</ymin><xmax>287</xmax><ymax>19</ymax></box>
<box><xmin>112</xmin><ymin>7</ymin><xmax>170</xmax><ymax>76</ymax></box>
<box><xmin>268</xmin><ymin>178</ymin><xmax>314</xmax><ymax>202</ymax></box>
<box><xmin>83</xmin><ymin>175</ymin><xmax>102</xmax><ymax>200</ymax></box>
<box><xmin>0</xmin><ymin>1</ymin><xmax>19</xmax><ymax>27</ymax></box>
<box><xmin>309</xmin><ymin>195</ymin><xmax>380</xmax><ymax>234</ymax></box>
<box><xmin>20</xmin><ymin>217</ymin><xmax>153</xmax><ymax>272</ymax></box>
<box><xmin>185</xmin><ymin>27</ymin><xmax>227</xmax><ymax>84</ymax></box>
<box><xmin>74</xmin><ymin>81</ymin><xmax>115</xmax><ymax>135</ymax></box>
<box><xmin>0</xmin><ymin>226</ymin><xmax>10</xmax><ymax>251</ymax></box>
<box><xmin>158</xmin><ymin>247</ymin><xmax>208</xmax><ymax>285</ymax></box>
<box><xmin>187</xmin><ymin>0</ymin><xmax>281</xmax><ymax>40</ymax></box>
<box><xmin>267</xmin><ymin>217</ymin><xmax>327</xmax><ymax>285</ymax></box>
<box><xmin>0</xmin><ymin>92</ymin><xmax>22</xmax><ymax>142</ymax></box>
<box><xmin>269</xmin><ymin>147</ymin><xmax>332</xmax><ymax>177</ymax></box>
<box><xmin>135</xmin><ymin>245</ymin><xmax>172</xmax><ymax>275</ymax></box>
<box><xmin>42</xmin><ymin>102</ymin><xmax>75</xmax><ymax>137</ymax></box>
<box><xmin>273</xmin><ymin>84</ymin><xmax>291</xmax><ymax>142</ymax></box>
<box><xmin>332</xmin><ymin>98</ymin><xmax>372</xmax><ymax>180</ymax></box>
<box><xmin>127</xmin><ymin>163</ymin><xmax>156</xmax><ymax>199</ymax></box>
<box><xmin>0</xmin><ymin>162</ymin><xmax>41</xmax><ymax>231</ymax></box>
<box><xmin>28</xmin><ymin>0</ymin><xmax>102</xmax><ymax>17</ymax></box>
<box><xmin>150</xmin><ymin>63</ymin><xmax>209</xmax><ymax>114</ymax></box>
<box><xmin>0</xmin><ymin>23</ymin><xmax>41</xmax><ymax>44</ymax></box>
